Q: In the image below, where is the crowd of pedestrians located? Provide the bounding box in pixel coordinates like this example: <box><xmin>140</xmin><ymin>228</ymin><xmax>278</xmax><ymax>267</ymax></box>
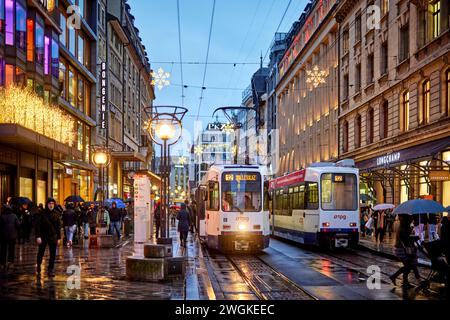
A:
<box><xmin>0</xmin><ymin>197</ymin><xmax>132</xmax><ymax>276</ymax></box>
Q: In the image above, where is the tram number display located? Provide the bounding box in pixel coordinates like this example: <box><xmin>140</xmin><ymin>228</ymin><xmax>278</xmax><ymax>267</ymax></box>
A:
<box><xmin>334</xmin><ymin>215</ymin><xmax>347</xmax><ymax>220</ymax></box>
<box><xmin>334</xmin><ymin>174</ymin><xmax>345</xmax><ymax>182</ymax></box>
<box><xmin>236</xmin><ymin>217</ymin><xmax>249</xmax><ymax>222</ymax></box>
<box><xmin>225</xmin><ymin>174</ymin><xmax>257</xmax><ymax>182</ymax></box>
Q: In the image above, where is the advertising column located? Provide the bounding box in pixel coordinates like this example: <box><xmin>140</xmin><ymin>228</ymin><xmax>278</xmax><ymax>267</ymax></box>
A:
<box><xmin>133</xmin><ymin>174</ymin><xmax>151</xmax><ymax>257</ymax></box>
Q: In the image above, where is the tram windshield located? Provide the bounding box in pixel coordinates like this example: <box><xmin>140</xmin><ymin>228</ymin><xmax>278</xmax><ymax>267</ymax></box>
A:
<box><xmin>221</xmin><ymin>172</ymin><xmax>262</xmax><ymax>212</ymax></box>
<box><xmin>321</xmin><ymin>173</ymin><xmax>358</xmax><ymax>211</ymax></box>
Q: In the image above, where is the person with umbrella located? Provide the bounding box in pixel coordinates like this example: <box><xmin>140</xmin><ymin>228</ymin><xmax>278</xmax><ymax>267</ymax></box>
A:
<box><xmin>390</xmin><ymin>214</ymin><xmax>421</xmax><ymax>288</ymax></box>
<box><xmin>108</xmin><ymin>202</ymin><xmax>122</xmax><ymax>241</ymax></box>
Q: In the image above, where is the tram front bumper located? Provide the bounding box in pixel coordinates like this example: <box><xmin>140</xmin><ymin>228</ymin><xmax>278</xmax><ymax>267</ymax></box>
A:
<box><xmin>218</xmin><ymin>232</ymin><xmax>270</xmax><ymax>252</ymax></box>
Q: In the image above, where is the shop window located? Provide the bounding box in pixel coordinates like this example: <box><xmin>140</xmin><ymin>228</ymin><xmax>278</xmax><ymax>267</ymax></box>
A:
<box><xmin>51</xmin><ymin>35</ymin><xmax>59</xmax><ymax>78</ymax></box>
<box><xmin>26</xmin><ymin>19</ymin><xmax>34</xmax><ymax>61</ymax></box>
<box><xmin>37</xmin><ymin>180</ymin><xmax>47</xmax><ymax>206</ymax></box>
<box><xmin>19</xmin><ymin>177</ymin><xmax>33</xmax><ymax>200</ymax></box>
<box><xmin>402</xmin><ymin>91</ymin><xmax>410</xmax><ymax>131</ymax></box>
<box><xmin>35</xmin><ymin>21</ymin><xmax>44</xmax><ymax>66</ymax></box>
<box><xmin>77</xmin><ymin>121</ymin><xmax>83</xmax><ymax>152</ymax></box>
<box><xmin>400</xmin><ymin>165</ymin><xmax>408</xmax><ymax>203</ymax></box>
<box><xmin>443</xmin><ymin>151</ymin><xmax>450</xmax><ymax>208</ymax></box>
<box><xmin>5</xmin><ymin>0</ymin><xmax>13</xmax><ymax>45</ymax></box>
<box><xmin>422</xmin><ymin>80</ymin><xmax>430</xmax><ymax>125</ymax></box>
<box><xmin>15</xmin><ymin>1</ymin><xmax>26</xmax><ymax>50</ymax></box>
<box><xmin>419</xmin><ymin>161</ymin><xmax>429</xmax><ymax>196</ymax></box>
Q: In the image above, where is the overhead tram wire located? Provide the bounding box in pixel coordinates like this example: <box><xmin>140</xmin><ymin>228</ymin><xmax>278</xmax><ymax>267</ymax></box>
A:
<box><xmin>176</xmin><ymin>0</ymin><xmax>185</xmax><ymax>107</ymax></box>
<box><xmin>195</xmin><ymin>0</ymin><xmax>216</xmax><ymax>121</ymax></box>
<box><xmin>151</xmin><ymin>61</ymin><xmax>261</xmax><ymax>65</ymax></box>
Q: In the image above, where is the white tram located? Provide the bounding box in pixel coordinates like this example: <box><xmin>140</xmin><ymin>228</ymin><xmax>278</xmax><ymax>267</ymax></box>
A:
<box><xmin>269</xmin><ymin>160</ymin><xmax>360</xmax><ymax>249</ymax></box>
<box><xmin>196</xmin><ymin>165</ymin><xmax>270</xmax><ymax>252</ymax></box>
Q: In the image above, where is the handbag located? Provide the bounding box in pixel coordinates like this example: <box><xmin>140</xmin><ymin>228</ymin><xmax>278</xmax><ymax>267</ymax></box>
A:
<box><xmin>365</xmin><ymin>217</ymin><xmax>374</xmax><ymax>229</ymax></box>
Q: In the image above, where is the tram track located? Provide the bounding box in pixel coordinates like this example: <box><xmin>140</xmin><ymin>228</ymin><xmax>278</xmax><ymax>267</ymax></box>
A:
<box><xmin>201</xmin><ymin>242</ymin><xmax>317</xmax><ymax>300</ymax></box>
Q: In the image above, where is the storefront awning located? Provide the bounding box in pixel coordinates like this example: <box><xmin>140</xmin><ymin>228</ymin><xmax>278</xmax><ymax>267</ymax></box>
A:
<box><xmin>357</xmin><ymin>136</ymin><xmax>450</xmax><ymax>171</ymax></box>
<box><xmin>111</xmin><ymin>151</ymin><xmax>146</xmax><ymax>162</ymax></box>
<box><xmin>58</xmin><ymin>160</ymin><xmax>98</xmax><ymax>171</ymax></box>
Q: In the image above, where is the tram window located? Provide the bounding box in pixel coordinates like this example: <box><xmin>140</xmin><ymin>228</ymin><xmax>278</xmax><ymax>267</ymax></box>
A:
<box><xmin>299</xmin><ymin>185</ymin><xmax>305</xmax><ymax>209</ymax></box>
<box><xmin>207</xmin><ymin>181</ymin><xmax>219</xmax><ymax>211</ymax></box>
<box><xmin>321</xmin><ymin>173</ymin><xmax>358</xmax><ymax>211</ymax></box>
<box><xmin>221</xmin><ymin>172</ymin><xmax>262</xmax><ymax>212</ymax></box>
<box><xmin>306</xmin><ymin>182</ymin><xmax>319</xmax><ymax>210</ymax></box>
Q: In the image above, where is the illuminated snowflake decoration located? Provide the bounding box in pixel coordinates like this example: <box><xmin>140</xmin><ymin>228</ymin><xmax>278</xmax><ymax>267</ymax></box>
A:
<box><xmin>306</xmin><ymin>65</ymin><xmax>327</xmax><ymax>88</ymax></box>
<box><xmin>151</xmin><ymin>67</ymin><xmax>171</xmax><ymax>90</ymax></box>
<box><xmin>194</xmin><ymin>145</ymin><xmax>203</xmax><ymax>156</ymax></box>
<box><xmin>178</xmin><ymin>156</ymin><xmax>187</xmax><ymax>165</ymax></box>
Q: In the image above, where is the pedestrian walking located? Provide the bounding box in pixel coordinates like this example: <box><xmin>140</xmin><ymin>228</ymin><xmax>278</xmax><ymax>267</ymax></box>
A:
<box><xmin>373</xmin><ymin>209</ymin><xmax>387</xmax><ymax>248</ymax></box>
<box><xmin>35</xmin><ymin>198</ymin><xmax>61</xmax><ymax>278</ymax></box>
<box><xmin>0</xmin><ymin>204</ymin><xmax>20</xmax><ymax>272</ymax></box>
<box><xmin>386</xmin><ymin>209</ymin><xmax>395</xmax><ymax>238</ymax></box>
<box><xmin>108</xmin><ymin>202</ymin><xmax>122</xmax><ymax>241</ymax></box>
<box><xmin>62</xmin><ymin>204</ymin><xmax>77</xmax><ymax>247</ymax></box>
<box><xmin>88</xmin><ymin>205</ymin><xmax>98</xmax><ymax>236</ymax></box>
<box><xmin>81</xmin><ymin>204</ymin><xmax>91</xmax><ymax>239</ymax></box>
<box><xmin>96</xmin><ymin>205</ymin><xmax>110</xmax><ymax>234</ymax></box>
<box><xmin>390</xmin><ymin>214</ymin><xmax>421</xmax><ymax>289</ymax></box>
<box><xmin>154</xmin><ymin>203</ymin><xmax>161</xmax><ymax>239</ymax></box>
<box><xmin>177</xmin><ymin>203</ymin><xmax>191</xmax><ymax>248</ymax></box>
<box><xmin>185</xmin><ymin>200</ymin><xmax>194</xmax><ymax>233</ymax></box>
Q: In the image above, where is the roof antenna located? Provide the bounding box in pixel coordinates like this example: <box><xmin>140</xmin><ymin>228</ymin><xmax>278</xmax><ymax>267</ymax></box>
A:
<box><xmin>260</xmin><ymin>51</ymin><xmax>263</xmax><ymax>69</ymax></box>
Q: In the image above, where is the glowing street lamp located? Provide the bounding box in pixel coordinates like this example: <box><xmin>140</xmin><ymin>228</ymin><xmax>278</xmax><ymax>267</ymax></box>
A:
<box><xmin>91</xmin><ymin>146</ymin><xmax>111</xmax><ymax>203</ymax></box>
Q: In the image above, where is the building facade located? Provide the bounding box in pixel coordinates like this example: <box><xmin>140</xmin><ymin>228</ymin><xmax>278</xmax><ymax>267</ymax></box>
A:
<box><xmin>0</xmin><ymin>0</ymin><xmax>98</xmax><ymax>205</ymax></box>
<box><xmin>276</xmin><ymin>0</ymin><xmax>339</xmax><ymax>176</ymax></box>
<box><xmin>96</xmin><ymin>0</ymin><xmax>154</xmax><ymax>200</ymax></box>
<box><xmin>336</xmin><ymin>0</ymin><xmax>450</xmax><ymax>206</ymax></box>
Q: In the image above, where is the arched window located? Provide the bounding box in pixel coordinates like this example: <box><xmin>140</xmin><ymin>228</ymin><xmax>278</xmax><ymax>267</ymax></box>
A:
<box><xmin>367</xmin><ymin>108</ymin><xmax>374</xmax><ymax>144</ymax></box>
<box><xmin>422</xmin><ymin>80</ymin><xmax>430</xmax><ymax>124</ymax></box>
<box><xmin>343</xmin><ymin>121</ymin><xmax>349</xmax><ymax>153</ymax></box>
<box><xmin>355</xmin><ymin>115</ymin><xmax>362</xmax><ymax>148</ymax></box>
<box><xmin>402</xmin><ymin>91</ymin><xmax>410</xmax><ymax>131</ymax></box>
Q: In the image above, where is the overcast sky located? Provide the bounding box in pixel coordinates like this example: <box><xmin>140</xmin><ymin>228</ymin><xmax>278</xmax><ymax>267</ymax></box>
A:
<box><xmin>129</xmin><ymin>0</ymin><xmax>308</xmax><ymax>155</ymax></box>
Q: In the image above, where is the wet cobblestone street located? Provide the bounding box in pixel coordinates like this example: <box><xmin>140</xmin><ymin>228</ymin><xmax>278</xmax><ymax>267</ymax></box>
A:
<box><xmin>0</xmin><ymin>240</ymin><xmax>184</xmax><ymax>300</ymax></box>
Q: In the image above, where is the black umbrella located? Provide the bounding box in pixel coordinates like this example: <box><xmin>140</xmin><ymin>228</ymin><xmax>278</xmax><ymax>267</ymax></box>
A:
<box><xmin>65</xmin><ymin>195</ymin><xmax>85</xmax><ymax>203</ymax></box>
<box><xmin>9</xmin><ymin>197</ymin><xmax>32</xmax><ymax>206</ymax></box>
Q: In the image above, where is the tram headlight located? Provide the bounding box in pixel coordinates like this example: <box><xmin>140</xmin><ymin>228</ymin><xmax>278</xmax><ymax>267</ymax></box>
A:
<box><xmin>238</xmin><ymin>223</ymin><xmax>247</xmax><ymax>231</ymax></box>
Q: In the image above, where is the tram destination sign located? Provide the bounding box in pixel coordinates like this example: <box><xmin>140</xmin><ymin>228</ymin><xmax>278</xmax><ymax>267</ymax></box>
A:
<box><xmin>224</xmin><ymin>174</ymin><xmax>258</xmax><ymax>182</ymax></box>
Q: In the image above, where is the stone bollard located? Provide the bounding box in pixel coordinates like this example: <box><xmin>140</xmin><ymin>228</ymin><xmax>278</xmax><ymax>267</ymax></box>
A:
<box><xmin>126</xmin><ymin>257</ymin><xmax>165</xmax><ymax>282</ymax></box>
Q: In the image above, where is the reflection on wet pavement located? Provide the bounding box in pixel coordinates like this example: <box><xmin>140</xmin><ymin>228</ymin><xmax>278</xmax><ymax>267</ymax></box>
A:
<box><xmin>0</xmin><ymin>239</ymin><xmax>184</xmax><ymax>300</ymax></box>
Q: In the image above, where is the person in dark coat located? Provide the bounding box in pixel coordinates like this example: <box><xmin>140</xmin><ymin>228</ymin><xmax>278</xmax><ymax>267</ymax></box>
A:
<box><xmin>154</xmin><ymin>203</ymin><xmax>162</xmax><ymax>239</ymax></box>
<box><xmin>0</xmin><ymin>204</ymin><xmax>20</xmax><ymax>271</ymax></box>
<box><xmin>62</xmin><ymin>204</ymin><xmax>77</xmax><ymax>247</ymax></box>
<box><xmin>390</xmin><ymin>214</ymin><xmax>420</xmax><ymax>288</ymax></box>
<box><xmin>185</xmin><ymin>200</ymin><xmax>194</xmax><ymax>233</ymax></box>
<box><xmin>81</xmin><ymin>204</ymin><xmax>90</xmax><ymax>239</ymax></box>
<box><xmin>109</xmin><ymin>202</ymin><xmax>122</xmax><ymax>241</ymax></box>
<box><xmin>440</xmin><ymin>216</ymin><xmax>450</xmax><ymax>262</ymax></box>
<box><xmin>35</xmin><ymin>198</ymin><xmax>61</xmax><ymax>277</ymax></box>
<box><xmin>88</xmin><ymin>205</ymin><xmax>98</xmax><ymax>236</ymax></box>
<box><xmin>177</xmin><ymin>204</ymin><xmax>191</xmax><ymax>248</ymax></box>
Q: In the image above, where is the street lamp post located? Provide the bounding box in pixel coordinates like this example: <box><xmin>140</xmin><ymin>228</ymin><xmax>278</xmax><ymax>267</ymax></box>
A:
<box><xmin>145</xmin><ymin>106</ymin><xmax>187</xmax><ymax>239</ymax></box>
<box><xmin>91</xmin><ymin>146</ymin><xmax>112</xmax><ymax>207</ymax></box>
